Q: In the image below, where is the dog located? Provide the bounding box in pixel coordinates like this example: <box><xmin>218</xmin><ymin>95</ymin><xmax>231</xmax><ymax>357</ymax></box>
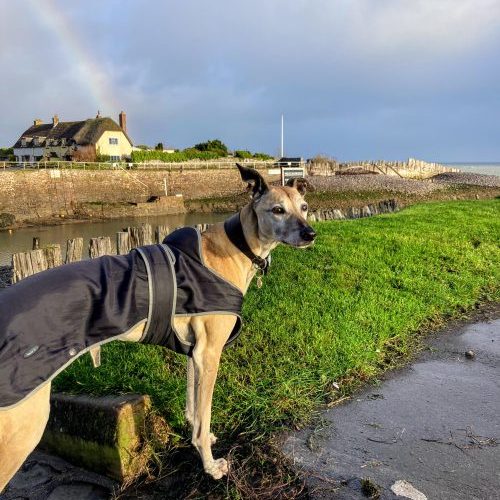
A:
<box><xmin>0</xmin><ymin>164</ymin><xmax>315</xmax><ymax>488</ymax></box>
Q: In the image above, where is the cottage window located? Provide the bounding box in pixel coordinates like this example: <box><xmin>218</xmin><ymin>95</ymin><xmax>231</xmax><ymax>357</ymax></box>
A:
<box><xmin>109</xmin><ymin>137</ymin><xmax>119</xmax><ymax>145</ymax></box>
<box><xmin>110</xmin><ymin>155</ymin><xmax>120</xmax><ymax>161</ymax></box>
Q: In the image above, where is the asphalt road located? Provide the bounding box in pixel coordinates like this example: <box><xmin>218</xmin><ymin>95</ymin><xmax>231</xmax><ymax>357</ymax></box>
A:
<box><xmin>284</xmin><ymin>308</ymin><xmax>500</xmax><ymax>499</ymax></box>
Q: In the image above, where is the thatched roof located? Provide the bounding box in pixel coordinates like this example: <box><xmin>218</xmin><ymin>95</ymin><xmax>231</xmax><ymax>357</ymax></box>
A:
<box><xmin>13</xmin><ymin>117</ymin><xmax>132</xmax><ymax>148</ymax></box>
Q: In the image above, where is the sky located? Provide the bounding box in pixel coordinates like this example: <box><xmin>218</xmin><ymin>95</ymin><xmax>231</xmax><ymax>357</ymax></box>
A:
<box><xmin>1</xmin><ymin>0</ymin><xmax>499</xmax><ymax>161</ymax></box>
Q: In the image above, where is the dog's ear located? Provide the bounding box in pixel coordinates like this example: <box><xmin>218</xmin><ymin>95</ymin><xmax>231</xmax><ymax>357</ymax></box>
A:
<box><xmin>285</xmin><ymin>177</ymin><xmax>314</xmax><ymax>196</ymax></box>
<box><xmin>236</xmin><ymin>163</ymin><xmax>269</xmax><ymax>197</ymax></box>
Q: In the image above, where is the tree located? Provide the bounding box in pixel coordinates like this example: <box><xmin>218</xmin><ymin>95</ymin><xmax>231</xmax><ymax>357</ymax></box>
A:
<box><xmin>155</xmin><ymin>142</ymin><xmax>164</xmax><ymax>151</ymax></box>
<box><xmin>72</xmin><ymin>145</ymin><xmax>96</xmax><ymax>162</ymax></box>
<box><xmin>193</xmin><ymin>139</ymin><xmax>228</xmax><ymax>156</ymax></box>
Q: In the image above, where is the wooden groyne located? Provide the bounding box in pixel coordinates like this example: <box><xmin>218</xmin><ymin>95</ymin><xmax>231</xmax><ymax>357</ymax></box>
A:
<box><xmin>10</xmin><ymin>223</ymin><xmax>209</xmax><ymax>283</ymax></box>
<box><xmin>308</xmin><ymin>157</ymin><xmax>458</xmax><ymax>178</ymax></box>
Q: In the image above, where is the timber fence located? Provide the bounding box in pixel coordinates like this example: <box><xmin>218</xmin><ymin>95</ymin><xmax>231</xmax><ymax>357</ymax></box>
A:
<box><xmin>0</xmin><ymin>159</ymin><xmax>275</xmax><ymax>172</ymax></box>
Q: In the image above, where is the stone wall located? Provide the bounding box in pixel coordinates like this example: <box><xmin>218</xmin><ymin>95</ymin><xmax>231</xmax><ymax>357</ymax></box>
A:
<box><xmin>0</xmin><ymin>168</ymin><xmax>280</xmax><ymax>222</ymax></box>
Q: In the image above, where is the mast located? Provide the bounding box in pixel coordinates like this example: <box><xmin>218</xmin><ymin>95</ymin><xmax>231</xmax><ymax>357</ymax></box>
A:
<box><xmin>280</xmin><ymin>114</ymin><xmax>284</xmax><ymax>157</ymax></box>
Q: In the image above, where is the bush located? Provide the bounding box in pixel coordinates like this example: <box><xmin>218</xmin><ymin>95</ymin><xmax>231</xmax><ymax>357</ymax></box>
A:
<box><xmin>235</xmin><ymin>150</ymin><xmax>253</xmax><ymax>159</ymax></box>
<box><xmin>95</xmin><ymin>154</ymin><xmax>111</xmax><ymax>162</ymax></box>
<box><xmin>0</xmin><ymin>147</ymin><xmax>13</xmax><ymax>161</ymax></box>
<box><xmin>0</xmin><ymin>213</ymin><xmax>15</xmax><ymax>228</ymax></box>
<box><xmin>194</xmin><ymin>139</ymin><xmax>228</xmax><ymax>156</ymax></box>
<box><xmin>253</xmin><ymin>152</ymin><xmax>273</xmax><ymax>160</ymax></box>
<box><xmin>130</xmin><ymin>149</ymin><xmax>221</xmax><ymax>163</ymax></box>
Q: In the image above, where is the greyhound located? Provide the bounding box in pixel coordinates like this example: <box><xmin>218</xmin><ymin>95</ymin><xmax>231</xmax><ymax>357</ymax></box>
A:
<box><xmin>0</xmin><ymin>164</ymin><xmax>315</xmax><ymax>488</ymax></box>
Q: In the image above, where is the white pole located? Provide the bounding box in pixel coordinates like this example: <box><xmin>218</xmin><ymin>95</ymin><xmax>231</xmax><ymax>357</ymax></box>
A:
<box><xmin>280</xmin><ymin>114</ymin><xmax>284</xmax><ymax>158</ymax></box>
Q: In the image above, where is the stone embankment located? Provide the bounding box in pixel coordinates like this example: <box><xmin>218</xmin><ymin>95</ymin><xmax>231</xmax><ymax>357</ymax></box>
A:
<box><xmin>308</xmin><ymin>199</ymin><xmax>399</xmax><ymax>222</ymax></box>
<box><xmin>0</xmin><ymin>168</ymin><xmax>279</xmax><ymax>225</ymax></box>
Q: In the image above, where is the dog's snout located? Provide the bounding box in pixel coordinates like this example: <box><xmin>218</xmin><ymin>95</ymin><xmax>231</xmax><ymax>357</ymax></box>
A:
<box><xmin>301</xmin><ymin>227</ymin><xmax>316</xmax><ymax>242</ymax></box>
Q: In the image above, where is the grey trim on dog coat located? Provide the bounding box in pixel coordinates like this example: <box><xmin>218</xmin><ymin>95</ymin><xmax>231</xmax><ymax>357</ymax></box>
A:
<box><xmin>0</xmin><ymin>227</ymin><xmax>243</xmax><ymax>410</ymax></box>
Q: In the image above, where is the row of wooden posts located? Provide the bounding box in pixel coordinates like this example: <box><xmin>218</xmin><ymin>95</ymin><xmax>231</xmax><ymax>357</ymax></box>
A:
<box><xmin>11</xmin><ymin>223</ymin><xmax>209</xmax><ymax>283</ymax></box>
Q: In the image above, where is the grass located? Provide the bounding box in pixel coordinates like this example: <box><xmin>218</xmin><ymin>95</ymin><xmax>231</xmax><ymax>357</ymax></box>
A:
<box><xmin>54</xmin><ymin>200</ymin><xmax>500</xmax><ymax>442</ymax></box>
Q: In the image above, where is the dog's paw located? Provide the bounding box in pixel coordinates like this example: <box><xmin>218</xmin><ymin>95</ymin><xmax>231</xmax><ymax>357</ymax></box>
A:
<box><xmin>205</xmin><ymin>458</ymin><xmax>228</xmax><ymax>480</ymax></box>
<box><xmin>209</xmin><ymin>432</ymin><xmax>217</xmax><ymax>445</ymax></box>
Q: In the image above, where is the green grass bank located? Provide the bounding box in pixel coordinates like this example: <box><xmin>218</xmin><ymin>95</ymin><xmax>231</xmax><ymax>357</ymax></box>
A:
<box><xmin>54</xmin><ymin>200</ymin><xmax>500</xmax><ymax>442</ymax></box>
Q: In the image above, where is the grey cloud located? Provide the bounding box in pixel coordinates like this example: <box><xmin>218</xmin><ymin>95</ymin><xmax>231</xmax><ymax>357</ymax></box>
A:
<box><xmin>1</xmin><ymin>0</ymin><xmax>499</xmax><ymax>160</ymax></box>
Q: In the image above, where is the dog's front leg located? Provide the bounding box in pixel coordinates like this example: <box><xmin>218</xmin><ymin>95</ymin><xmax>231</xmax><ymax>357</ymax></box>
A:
<box><xmin>186</xmin><ymin>356</ymin><xmax>218</xmax><ymax>445</ymax></box>
<box><xmin>190</xmin><ymin>318</ymin><xmax>228</xmax><ymax>480</ymax></box>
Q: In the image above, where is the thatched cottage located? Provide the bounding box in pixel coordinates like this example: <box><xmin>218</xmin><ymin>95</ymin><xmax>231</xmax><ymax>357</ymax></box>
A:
<box><xmin>13</xmin><ymin>112</ymin><xmax>133</xmax><ymax>163</ymax></box>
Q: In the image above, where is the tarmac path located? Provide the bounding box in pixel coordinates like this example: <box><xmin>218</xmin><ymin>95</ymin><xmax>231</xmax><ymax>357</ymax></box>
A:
<box><xmin>284</xmin><ymin>307</ymin><xmax>500</xmax><ymax>499</ymax></box>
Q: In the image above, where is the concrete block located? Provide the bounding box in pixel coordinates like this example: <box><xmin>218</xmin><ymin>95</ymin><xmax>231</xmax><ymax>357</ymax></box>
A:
<box><xmin>40</xmin><ymin>393</ymin><xmax>156</xmax><ymax>482</ymax></box>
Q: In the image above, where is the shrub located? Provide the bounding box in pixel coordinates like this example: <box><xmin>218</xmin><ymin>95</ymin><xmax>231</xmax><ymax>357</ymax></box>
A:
<box><xmin>253</xmin><ymin>152</ymin><xmax>274</xmax><ymax>160</ymax></box>
<box><xmin>235</xmin><ymin>150</ymin><xmax>253</xmax><ymax>159</ymax></box>
<box><xmin>194</xmin><ymin>139</ymin><xmax>228</xmax><ymax>156</ymax></box>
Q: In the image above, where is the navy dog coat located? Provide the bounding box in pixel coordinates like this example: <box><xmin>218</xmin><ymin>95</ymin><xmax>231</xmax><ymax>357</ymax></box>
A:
<box><xmin>0</xmin><ymin>227</ymin><xmax>243</xmax><ymax>410</ymax></box>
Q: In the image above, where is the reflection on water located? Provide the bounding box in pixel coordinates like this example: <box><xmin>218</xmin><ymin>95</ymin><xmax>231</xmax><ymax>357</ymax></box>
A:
<box><xmin>0</xmin><ymin>213</ymin><xmax>230</xmax><ymax>266</ymax></box>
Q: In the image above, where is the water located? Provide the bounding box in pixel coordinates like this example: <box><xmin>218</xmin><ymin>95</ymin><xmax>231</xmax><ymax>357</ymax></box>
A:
<box><xmin>0</xmin><ymin>213</ymin><xmax>230</xmax><ymax>266</ymax></box>
<box><xmin>444</xmin><ymin>162</ymin><xmax>500</xmax><ymax>176</ymax></box>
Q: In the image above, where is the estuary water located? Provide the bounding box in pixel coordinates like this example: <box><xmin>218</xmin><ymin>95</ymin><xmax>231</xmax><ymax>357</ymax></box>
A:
<box><xmin>0</xmin><ymin>212</ymin><xmax>230</xmax><ymax>266</ymax></box>
<box><xmin>444</xmin><ymin>162</ymin><xmax>500</xmax><ymax>176</ymax></box>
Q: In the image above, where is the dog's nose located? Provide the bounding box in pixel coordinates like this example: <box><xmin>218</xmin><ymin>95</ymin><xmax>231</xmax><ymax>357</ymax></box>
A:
<box><xmin>301</xmin><ymin>227</ymin><xmax>316</xmax><ymax>242</ymax></box>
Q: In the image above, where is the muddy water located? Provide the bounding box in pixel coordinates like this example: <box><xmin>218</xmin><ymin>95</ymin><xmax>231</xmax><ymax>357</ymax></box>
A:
<box><xmin>0</xmin><ymin>213</ymin><xmax>230</xmax><ymax>266</ymax></box>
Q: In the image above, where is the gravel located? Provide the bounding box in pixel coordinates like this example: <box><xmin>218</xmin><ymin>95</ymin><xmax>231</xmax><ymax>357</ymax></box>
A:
<box><xmin>429</xmin><ymin>172</ymin><xmax>500</xmax><ymax>187</ymax></box>
<box><xmin>307</xmin><ymin>174</ymin><xmax>446</xmax><ymax>195</ymax></box>
<box><xmin>307</xmin><ymin>171</ymin><xmax>500</xmax><ymax>195</ymax></box>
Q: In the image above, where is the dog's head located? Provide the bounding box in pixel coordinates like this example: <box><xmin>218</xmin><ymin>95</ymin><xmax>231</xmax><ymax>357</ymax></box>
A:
<box><xmin>236</xmin><ymin>163</ymin><xmax>316</xmax><ymax>247</ymax></box>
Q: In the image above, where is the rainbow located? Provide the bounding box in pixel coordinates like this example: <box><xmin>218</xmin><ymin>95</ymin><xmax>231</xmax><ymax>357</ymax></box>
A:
<box><xmin>31</xmin><ymin>0</ymin><xmax>119</xmax><ymax>115</ymax></box>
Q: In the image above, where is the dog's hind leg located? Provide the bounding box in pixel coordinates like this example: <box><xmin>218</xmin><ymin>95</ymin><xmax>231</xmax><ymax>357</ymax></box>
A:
<box><xmin>0</xmin><ymin>383</ymin><xmax>51</xmax><ymax>492</ymax></box>
<box><xmin>190</xmin><ymin>315</ymin><xmax>234</xmax><ymax>480</ymax></box>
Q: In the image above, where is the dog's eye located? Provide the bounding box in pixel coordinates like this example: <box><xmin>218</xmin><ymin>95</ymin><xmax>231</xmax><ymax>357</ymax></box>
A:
<box><xmin>301</xmin><ymin>203</ymin><xmax>308</xmax><ymax>212</ymax></box>
<box><xmin>272</xmin><ymin>206</ymin><xmax>285</xmax><ymax>215</ymax></box>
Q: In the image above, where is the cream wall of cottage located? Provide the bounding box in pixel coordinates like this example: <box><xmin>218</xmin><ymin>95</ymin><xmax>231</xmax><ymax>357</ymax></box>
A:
<box><xmin>95</xmin><ymin>131</ymin><xmax>132</xmax><ymax>159</ymax></box>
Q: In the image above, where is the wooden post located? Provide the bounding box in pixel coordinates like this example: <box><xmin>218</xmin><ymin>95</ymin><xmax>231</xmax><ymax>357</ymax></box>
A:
<box><xmin>89</xmin><ymin>237</ymin><xmax>113</xmax><ymax>258</ymax></box>
<box><xmin>195</xmin><ymin>223</ymin><xmax>208</xmax><ymax>233</ymax></box>
<box><xmin>66</xmin><ymin>238</ymin><xmax>84</xmax><ymax>263</ymax></box>
<box><xmin>44</xmin><ymin>245</ymin><xmax>63</xmax><ymax>268</ymax></box>
<box><xmin>155</xmin><ymin>225</ymin><xmax>169</xmax><ymax>243</ymax></box>
<box><xmin>117</xmin><ymin>232</ymin><xmax>131</xmax><ymax>255</ymax></box>
<box><xmin>126</xmin><ymin>224</ymin><xmax>153</xmax><ymax>248</ymax></box>
<box><xmin>11</xmin><ymin>244</ymin><xmax>62</xmax><ymax>283</ymax></box>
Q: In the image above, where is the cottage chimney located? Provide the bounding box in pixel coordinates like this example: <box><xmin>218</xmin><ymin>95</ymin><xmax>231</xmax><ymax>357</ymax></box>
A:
<box><xmin>52</xmin><ymin>115</ymin><xmax>59</xmax><ymax>127</ymax></box>
<box><xmin>34</xmin><ymin>118</ymin><xmax>43</xmax><ymax>126</ymax></box>
<box><xmin>119</xmin><ymin>111</ymin><xmax>127</xmax><ymax>133</ymax></box>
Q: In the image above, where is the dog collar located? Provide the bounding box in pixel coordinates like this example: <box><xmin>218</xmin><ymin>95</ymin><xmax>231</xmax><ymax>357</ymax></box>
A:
<box><xmin>224</xmin><ymin>213</ymin><xmax>271</xmax><ymax>274</ymax></box>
